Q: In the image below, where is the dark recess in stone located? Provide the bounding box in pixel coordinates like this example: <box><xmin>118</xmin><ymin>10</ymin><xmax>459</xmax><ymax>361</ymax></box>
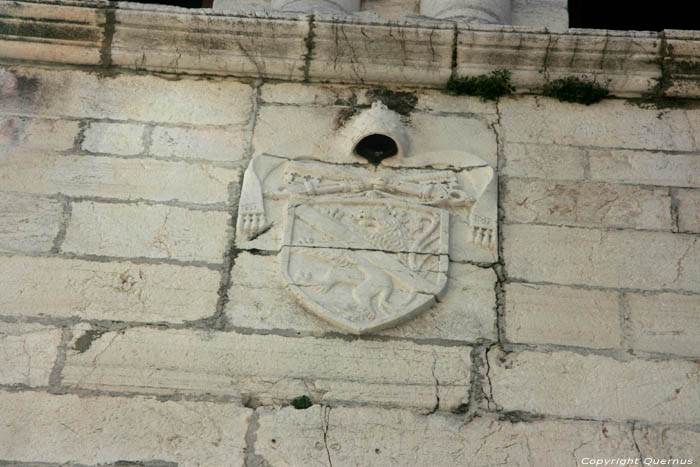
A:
<box><xmin>354</xmin><ymin>134</ymin><xmax>398</xmax><ymax>165</ymax></box>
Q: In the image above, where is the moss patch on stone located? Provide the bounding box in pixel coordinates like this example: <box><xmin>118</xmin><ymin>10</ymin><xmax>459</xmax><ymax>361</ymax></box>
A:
<box><xmin>291</xmin><ymin>395</ymin><xmax>313</xmax><ymax>409</ymax></box>
<box><xmin>542</xmin><ymin>77</ymin><xmax>609</xmax><ymax>105</ymax></box>
<box><xmin>446</xmin><ymin>70</ymin><xmax>514</xmax><ymax>101</ymax></box>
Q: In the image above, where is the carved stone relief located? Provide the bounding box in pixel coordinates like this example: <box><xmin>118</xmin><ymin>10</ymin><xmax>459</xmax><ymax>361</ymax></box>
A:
<box><xmin>236</xmin><ymin>102</ymin><xmax>497</xmax><ymax>334</ymax></box>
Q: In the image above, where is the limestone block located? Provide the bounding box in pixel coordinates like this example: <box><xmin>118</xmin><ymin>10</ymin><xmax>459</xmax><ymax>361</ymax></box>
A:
<box><xmin>0</xmin><ymin>192</ymin><xmax>63</xmax><ymax>254</ymax></box>
<box><xmin>215</xmin><ymin>0</ymin><xmax>270</xmax><ymax>9</ymax></box>
<box><xmin>504</xmin><ymin>224</ymin><xmax>700</xmax><ymax>293</ymax></box>
<box><xmin>0</xmin><ymin>67</ymin><xmax>253</xmax><ymax>125</ymax></box>
<box><xmin>260</xmin><ymin>82</ymin><xmax>368</xmax><ymax>106</ymax></box>
<box><xmin>62</xmin><ymin>328</ymin><xmax>471</xmax><ymax>411</ymax></box>
<box><xmin>62</xmin><ymin>201</ymin><xmax>230</xmax><ymax>263</ymax></box>
<box><xmin>415</xmin><ymin>89</ymin><xmax>497</xmax><ymax>114</ymax></box>
<box><xmin>254</xmin><ymin>407</ymin><xmax>638</xmax><ymax>467</ymax></box>
<box><xmin>664</xmin><ymin>30</ymin><xmax>700</xmax><ymax>98</ymax></box>
<box><xmin>0</xmin><ymin>1</ymin><xmax>103</xmax><ymax>65</ymax></box>
<box><xmin>502</xmin><ymin>143</ymin><xmax>586</xmax><ymax>180</ymax></box>
<box><xmin>360</xmin><ymin>0</ymin><xmax>420</xmax><ymax>19</ymax></box>
<box><xmin>251</xmin><ymin>104</ymin><xmax>337</xmax><ymax>161</ymax></box>
<box><xmin>0</xmin><ymin>256</ymin><xmax>219</xmax><ymax>323</ymax></box>
<box><xmin>0</xmin><ymin>116</ymin><xmax>79</xmax><ymax>153</ymax></box>
<box><xmin>149</xmin><ymin>126</ymin><xmax>250</xmax><ymax>162</ymax></box>
<box><xmin>503</xmin><ymin>179</ymin><xmax>673</xmax><ymax>231</ymax></box>
<box><xmin>384</xmin><ymin>112</ymin><xmax>497</xmax><ymax>169</ymax></box>
<box><xmin>488</xmin><ymin>348</ymin><xmax>700</xmax><ymax>424</ymax></box>
<box><xmin>626</xmin><ymin>292</ymin><xmax>700</xmax><ymax>358</ymax></box>
<box><xmin>225</xmin><ymin>252</ymin><xmax>497</xmax><ymax>341</ymax></box>
<box><xmin>272</xmin><ymin>0</ymin><xmax>359</xmax><ymax>13</ymax></box>
<box><xmin>505</xmin><ymin>283</ymin><xmax>621</xmax><ymax>349</ymax></box>
<box><xmin>82</xmin><ymin>122</ymin><xmax>144</xmax><ymax>156</ymax></box>
<box><xmin>500</xmin><ymin>97</ymin><xmax>700</xmax><ymax>152</ymax></box>
<box><xmin>0</xmin><ymin>323</ymin><xmax>61</xmax><ymax>387</ymax></box>
<box><xmin>511</xmin><ymin>0</ymin><xmax>568</xmax><ymax>31</ymax></box>
<box><xmin>636</xmin><ymin>425</ymin><xmax>700</xmax><ymax>463</ymax></box>
<box><xmin>676</xmin><ymin>188</ymin><xmax>700</xmax><ymax>233</ymax></box>
<box><xmin>0</xmin><ymin>391</ymin><xmax>250</xmax><ymax>466</ymax></box>
<box><xmin>421</xmin><ymin>0</ymin><xmax>511</xmax><ymax>23</ymax></box>
<box><xmin>0</xmin><ymin>151</ymin><xmax>239</xmax><ymax>204</ymax></box>
<box><xmin>251</xmin><ymin>104</ymin><xmax>497</xmax><ymax>169</ymax></box>
<box><xmin>589</xmin><ymin>149</ymin><xmax>700</xmax><ymax>188</ymax></box>
<box><xmin>457</xmin><ymin>30</ymin><xmax>660</xmax><ymax>97</ymax></box>
<box><xmin>309</xmin><ymin>19</ymin><xmax>454</xmax><ymax>86</ymax></box>
<box><xmin>113</xmin><ymin>9</ymin><xmax>309</xmax><ymax>81</ymax></box>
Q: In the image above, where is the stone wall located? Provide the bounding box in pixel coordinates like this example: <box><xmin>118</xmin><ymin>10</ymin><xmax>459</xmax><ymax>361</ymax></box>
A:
<box><xmin>1</xmin><ymin>1</ymin><xmax>700</xmax><ymax>466</ymax></box>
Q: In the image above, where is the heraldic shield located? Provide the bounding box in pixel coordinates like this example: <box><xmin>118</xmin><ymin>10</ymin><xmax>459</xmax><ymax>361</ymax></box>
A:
<box><xmin>236</xmin><ymin>150</ymin><xmax>496</xmax><ymax>335</ymax></box>
<box><xmin>281</xmin><ymin>198</ymin><xmax>449</xmax><ymax>334</ymax></box>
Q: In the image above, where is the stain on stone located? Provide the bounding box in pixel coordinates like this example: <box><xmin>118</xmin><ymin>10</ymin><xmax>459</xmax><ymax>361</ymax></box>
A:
<box><xmin>0</xmin><ymin>20</ymin><xmax>100</xmax><ymax>42</ymax></box>
<box><xmin>13</xmin><ymin>75</ymin><xmax>39</xmax><ymax>99</ymax></box>
<box><xmin>497</xmin><ymin>410</ymin><xmax>545</xmax><ymax>423</ymax></box>
<box><xmin>334</xmin><ymin>94</ymin><xmax>359</xmax><ymax>128</ymax></box>
<box><xmin>366</xmin><ymin>89</ymin><xmax>417</xmax><ymax>116</ymax></box>
<box><xmin>72</xmin><ymin>329</ymin><xmax>108</xmax><ymax>354</ymax></box>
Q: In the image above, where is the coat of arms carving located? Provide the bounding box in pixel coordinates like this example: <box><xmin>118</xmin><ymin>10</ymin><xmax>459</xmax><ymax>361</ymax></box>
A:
<box><xmin>236</xmin><ymin>102</ymin><xmax>497</xmax><ymax>334</ymax></box>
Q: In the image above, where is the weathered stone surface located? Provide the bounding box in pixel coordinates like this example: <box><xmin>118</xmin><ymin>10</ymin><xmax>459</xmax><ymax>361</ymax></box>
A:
<box><xmin>504</xmin><ymin>224</ymin><xmax>700</xmax><ymax>293</ymax></box>
<box><xmin>457</xmin><ymin>31</ymin><xmax>660</xmax><ymax>97</ymax></box>
<box><xmin>636</xmin><ymin>425</ymin><xmax>700</xmax><ymax>463</ymax></box>
<box><xmin>62</xmin><ymin>201</ymin><xmax>230</xmax><ymax>263</ymax></box>
<box><xmin>254</xmin><ymin>406</ymin><xmax>638</xmax><ymax>467</ymax></box>
<box><xmin>0</xmin><ymin>256</ymin><xmax>219</xmax><ymax>323</ymax></box>
<box><xmin>82</xmin><ymin>122</ymin><xmax>144</xmax><ymax>156</ymax></box>
<box><xmin>511</xmin><ymin>0</ymin><xmax>568</xmax><ymax>31</ymax></box>
<box><xmin>503</xmin><ymin>179</ymin><xmax>673</xmax><ymax>231</ymax></box>
<box><xmin>589</xmin><ymin>149</ymin><xmax>700</xmax><ymax>188</ymax></box>
<box><xmin>0</xmin><ymin>323</ymin><xmax>61</xmax><ymax>387</ymax></box>
<box><xmin>0</xmin><ymin>191</ymin><xmax>63</xmax><ymax>254</ymax></box>
<box><xmin>251</xmin><ymin>104</ymin><xmax>497</xmax><ymax>168</ymax></box>
<box><xmin>0</xmin><ymin>116</ymin><xmax>79</xmax><ymax>153</ymax></box>
<box><xmin>149</xmin><ymin>126</ymin><xmax>250</xmax><ymax>162</ymax></box>
<box><xmin>505</xmin><ymin>283</ymin><xmax>621</xmax><ymax>349</ymax></box>
<box><xmin>415</xmin><ymin>89</ymin><xmax>497</xmax><ymax>114</ymax></box>
<box><xmin>0</xmin><ymin>391</ymin><xmax>250</xmax><ymax>466</ymax></box>
<box><xmin>113</xmin><ymin>9</ymin><xmax>310</xmax><ymax>81</ymax></box>
<box><xmin>226</xmin><ymin>252</ymin><xmax>496</xmax><ymax>342</ymax></box>
<box><xmin>260</xmin><ymin>82</ymin><xmax>366</xmax><ymax>107</ymax></box>
<box><xmin>62</xmin><ymin>328</ymin><xmax>471</xmax><ymax>411</ymax></box>
<box><xmin>676</xmin><ymin>188</ymin><xmax>700</xmax><ymax>233</ymax></box>
<box><xmin>0</xmin><ymin>67</ymin><xmax>253</xmax><ymax>125</ymax></box>
<box><xmin>664</xmin><ymin>29</ymin><xmax>700</xmax><ymax>98</ymax></box>
<box><xmin>500</xmin><ymin>97</ymin><xmax>700</xmax><ymax>152</ymax></box>
<box><xmin>360</xmin><ymin>0</ymin><xmax>419</xmax><ymax>19</ymax></box>
<box><xmin>308</xmin><ymin>19</ymin><xmax>454</xmax><ymax>86</ymax></box>
<box><xmin>488</xmin><ymin>348</ymin><xmax>700</xmax><ymax>424</ymax></box>
<box><xmin>0</xmin><ymin>1</ymin><xmax>104</xmax><ymax>66</ymax></box>
<box><xmin>1</xmin><ymin>152</ymin><xmax>239</xmax><ymax>205</ymax></box>
<box><xmin>626</xmin><ymin>292</ymin><xmax>700</xmax><ymax>358</ymax></box>
<box><xmin>502</xmin><ymin>143</ymin><xmax>586</xmax><ymax>180</ymax></box>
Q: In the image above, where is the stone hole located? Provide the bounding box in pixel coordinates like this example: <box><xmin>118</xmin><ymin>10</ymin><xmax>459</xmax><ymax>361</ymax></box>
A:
<box><xmin>353</xmin><ymin>133</ymin><xmax>398</xmax><ymax>165</ymax></box>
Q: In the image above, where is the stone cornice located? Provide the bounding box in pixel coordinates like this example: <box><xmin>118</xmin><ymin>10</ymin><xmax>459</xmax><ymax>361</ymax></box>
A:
<box><xmin>1</xmin><ymin>0</ymin><xmax>699</xmax><ymax>98</ymax></box>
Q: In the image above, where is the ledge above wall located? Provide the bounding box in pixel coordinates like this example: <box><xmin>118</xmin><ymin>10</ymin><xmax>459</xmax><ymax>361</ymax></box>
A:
<box><xmin>1</xmin><ymin>0</ymin><xmax>699</xmax><ymax>98</ymax></box>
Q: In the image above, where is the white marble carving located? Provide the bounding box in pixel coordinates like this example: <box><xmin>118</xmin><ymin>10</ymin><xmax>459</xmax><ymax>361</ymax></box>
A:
<box><xmin>236</xmin><ymin>103</ymin><xmax>497</xmax><ymax>333</ymax></box>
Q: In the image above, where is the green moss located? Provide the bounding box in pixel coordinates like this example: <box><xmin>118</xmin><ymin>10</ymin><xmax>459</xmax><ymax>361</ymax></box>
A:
<box><xmin>446</xmin><ymin>69</ymin><xmax>514</xmax><ymax>101</ymax></box>
<box><xmin>291</xmin><ymin>395</ymin><xmax>313</xmax><ymax>409</ymax></box>
<box><xmin>542</xmin><ymin>77</ymin><xmax>609</xmax><ymax>105</ymax></box>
